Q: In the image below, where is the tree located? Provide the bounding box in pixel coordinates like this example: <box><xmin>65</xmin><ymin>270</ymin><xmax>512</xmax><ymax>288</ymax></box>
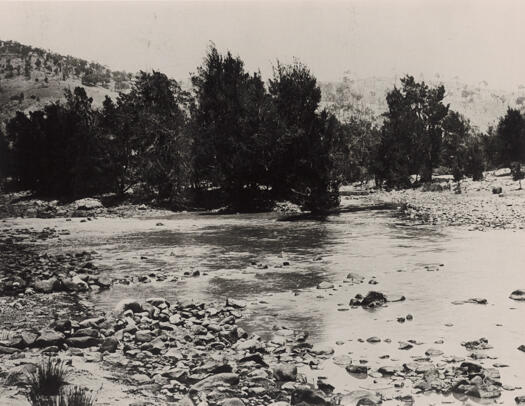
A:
<box><xmin>464</xmin><ymin>136</ymin><xmax>485</xmax><ymax>181</ymax></box>
<box><xmin>191</xmin><ymin>45</ymin><xmax>272</xmax><ymax>210</ymax></box>
<box><xmin>268</xmin><ymin>60</ymin><xmax>341</xmax><ymax>211</ymax></box>
<box><xmin>441</xmin><ymin>111</ymin><xmax>471</xmax><ymax>181</ymax></box>
<box><xmin>6</xmin><ymin>87</ymin><xmax>110</xmax><ymax>197</ymax></box>
<box><xmin>374</xmin><ymin>75</ymin><xmax>449</xmax><ymax>188</ymax></box>
<box><xmin>495</xmin><ymin>108</ymin><xmax>525</xmax><ymax>166</ymax></box>
<box><xmin>102</xmin><ymin>71</ymin><xmax>191</xmax><ymax>204</ymax></box>
<box><xmin>510</xmin><ymin>161</ymin><xmax>524</xmax><ymax>189</ymax></box>
<box><xmin>24</xmin><ymin>57</ymin><xmax>32</xmax><ymax>79</ymax></box>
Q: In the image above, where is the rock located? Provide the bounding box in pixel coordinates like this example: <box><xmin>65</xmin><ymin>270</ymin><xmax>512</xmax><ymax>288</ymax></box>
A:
<box><xmin>114</xmin><ymin>298</ymin><xmax>143</xmax><ymax>314</ymax></box>
<box><xmin>35</xmin><ymin>329</ymin><xmax>65</xmax><ymax>347</ymax></box>
<box><xmin>340</xmin><ymin>391</ymin><xmax>381</xmax><ymax>406</ymax></box>
<box><xmin>148</xmin><ymin>337</ymin><xmax>165</xmax><ymax>354</ymax></box>
<box><xmin>100</xmin><ymin>337</ymin><xmax>119</xmax><ymax>353</ymax></box>
<box><xmin>191</xmin><ymin>373</ymin><xmax>239</xmax><ymax>391</ymax></box>
<box><xmin>5</xmin><ymin>364</ymin><xmax>37</xmax><ymax>386</ymax></box>
<box><xmin>360</xmin><ymin>291</ymin><xmax>387</xmax><ymax>308</ymax></box>
<box><xmin>0</xmin><ymin>345</ymin><xmax>19</xmax><ymax>354</ymax></box>
<box><xmin>346</xmin><ymin>273</ymin><xmax>365</xmax><ymax>284</ymax></box>
<box><xmin>291</xmin><ymin>385</ymin><xmax>331</xmax><ymax>406</ymax></box>
<box><xmin>146</xmin><ymin>297</ymin><xmax>169</xmax><ymax>307</ymax></box>
<box><xmin>378</xmin><ymin>365</ymin><xmax>402</xmax><ymax>376</ymax></box>
<box><xmin>74</xmin><ymin>198</ymin><xmax>103</xmax><ymax>210</ymax></box>
<box><xmin>492</xmin><ymin>186</ymin><xmax>503</xmax><ymax>194</ymax></box>
<box><xmin>518</xmin><ymin>345</ymin><xmax>525</xmax><ymax>353</ymax></box>
<box><xmin>131</xmin><ymin>373</ymin><xmax>151</xmax><ymax>384</ymax></box>
<box><xmin>333</xmin><ymin>354</ymin><xmax>352</xmax><ymax>366</ymax></box>
<box><xmin>273</xmin><ymin>364</ymin><xmax>297</xmax><ymax>381</ymax></box>
<box><xmin>33</xmin><ymin>277</ymin><xmax>61</xmax><ymax>293</ymax></box>
<box><xmin>135</xmin><ymin>330</ymin><xmax>154</xmax><ymax>343</ymax></box>
<box><xmin>386</xmin><ymin>294</ymin><xmax>406</xmax><ymax>302</ymax></box>
<box><xmin>346</xmin><ymin>365</ymin><xmax>368</xmax><ymax>375</ymax></box>
<box><xmin>220</xmin><ymin>399</ymin><xmax>245</xmax><ymax>406</ymax></box>
<box><xmin>516</xmin><ymin>396</ymin><xmax>525</xmax><ymax>404</ymax></box>
<box><xmin>366</xmin><ymin>336</ymin><xmax>381</xmax><ymax>343</ymax></box>
<box><xmin>310</xmin><ymin>344</ymin><xmax>334</xmax><ymax>356</ymax></box>
<box><xmin>66</xmin><ymin>336</ymin><xmax>101</xmax><ymax>348</ymax></box>
<box><xmin>398</xmin><ymin>341</ymin><xmax>413</xmax><ymax>350</ymax></box>
<box><xmin>317</xmin><ymin>282</ymin><xmax>334</xmax><ymax>290</ymax></box>
<box><xmin>510</xmin><ymin>290</ymin><xmax>525</xmax><ymax>301</ymax></box>
<box><xmin>74</xmin><ymin>328</ymin><xmax>98</xmax><ymax>338</ymax></box>
<box><xmin>20</xmin><ymin>332</ymin><xmax>38</xmax><ymax>347</ymax></box>
<box><xmin>425</xmin><ymin>348</ymin><xmax>444</xmax><ymax>357</ymax></box>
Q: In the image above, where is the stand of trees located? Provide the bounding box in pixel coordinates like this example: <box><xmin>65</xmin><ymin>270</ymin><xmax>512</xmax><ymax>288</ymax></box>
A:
<box><xmin>0</xmin><ymin>46</ymin><xmax>342</xmax><ymax>212</ymax></box>
<box><xmin>2</xmin><ymin>51</ymin><xmax>525</xmax><ymax>207</ymax></box>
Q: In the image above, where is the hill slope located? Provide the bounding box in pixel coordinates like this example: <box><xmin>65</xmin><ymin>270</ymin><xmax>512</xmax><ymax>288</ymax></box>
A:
<box><xmin>320</xmin><ymin>76</ymin><xmax>525</xmax><ymax>131</ymax></box>
<box><xmin>0</xmin><ymin>39</ymin><xmax>131</xmax><ymax>124</ymax></box>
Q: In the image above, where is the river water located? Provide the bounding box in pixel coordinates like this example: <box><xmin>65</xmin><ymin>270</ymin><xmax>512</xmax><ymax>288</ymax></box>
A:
<box><xmin>7</xmin><ymin>201</ymin><xmax>525</xmax><ymax>405</ymax></box>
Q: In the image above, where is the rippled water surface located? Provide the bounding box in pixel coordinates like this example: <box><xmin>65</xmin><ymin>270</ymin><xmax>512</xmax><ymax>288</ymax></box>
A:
<box><xmin>9</xmin><ymin>204</ymin><xmax>525</xmax><ymax>405</ymax></box>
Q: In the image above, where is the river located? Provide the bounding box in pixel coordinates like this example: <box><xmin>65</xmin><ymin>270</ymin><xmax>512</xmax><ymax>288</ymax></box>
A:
<box><xmin>6</xmin><ymin>202</ymin><xmax>525</xmax><ymax>405</ymax></box>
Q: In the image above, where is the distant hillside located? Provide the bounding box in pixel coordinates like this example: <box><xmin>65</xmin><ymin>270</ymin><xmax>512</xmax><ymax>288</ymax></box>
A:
<box><xmin>0</xmin><ymin>39</ymin><xmax>132</xmax><ymax>124</ymax></box>
<box><xmin>320</xmin><ymin>76</ymin><xmax>525</xmax><ymax>131</ymax></box>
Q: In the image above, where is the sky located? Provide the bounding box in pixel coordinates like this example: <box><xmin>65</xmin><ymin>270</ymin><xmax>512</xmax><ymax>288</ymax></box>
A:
<box><xmin>0</xmin><ymin>0</ymin><xmax>525</xmax><ymax>90</ymax></box>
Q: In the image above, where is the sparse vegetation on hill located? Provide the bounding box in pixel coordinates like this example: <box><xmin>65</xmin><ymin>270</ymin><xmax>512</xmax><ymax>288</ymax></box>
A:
<box><xmin>0</xmin><ymin>39</ymin><xmax>131</xmax><ymax>124</ymax></box>
<box><xmin>320</xmin><ymin>75</ymin><xmax>525</xmax><ymax>132</ymax></box>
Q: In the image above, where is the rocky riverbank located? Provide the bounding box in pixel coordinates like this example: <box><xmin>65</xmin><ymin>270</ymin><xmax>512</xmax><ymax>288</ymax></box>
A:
<box><xmin>0</xmin><ymin>192</ymin><xmax>173</xmax><ymax>220</ymax></box>
<box><xmin>1</xmin><ymin>228</ymin><xmax>525</xmax><ymax>405</ymax></box>
<box><xmin>348</xmin><ymin>169</ymin><xmax>525</xmax><ymax>230</ymax></box>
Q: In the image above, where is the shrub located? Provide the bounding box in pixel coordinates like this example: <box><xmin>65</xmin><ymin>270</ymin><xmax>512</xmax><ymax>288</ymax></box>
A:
<box><xmin>510</xmin><ymin>161</ymin><xmax>524</xmax><ymax>189</ymax></box>
<box><xmin>26</xmin><ymin>359</ymin><xmax>96</xmax><ymax>406</ymax></box>
<box><xmin>57</xmin><ymin>386</ymin><xmax>96</xmax><ymax>406</ymax></box>
<box><xmin>27</xmin><ymin>358</ymin><xmax>67</xmax><ymax>399</ymax></box>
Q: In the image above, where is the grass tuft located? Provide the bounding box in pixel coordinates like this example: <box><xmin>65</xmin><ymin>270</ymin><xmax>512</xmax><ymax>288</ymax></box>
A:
<box><xmin>26</xmin><ymin>359</ymin><xmax>96</xmax><ymax>406</ymax></box>
<box><xmin>27</xmin><ymin>358</ymin><xmax>67</xmax><ymax>400</ymax></box>
<box><xmin>57</xmin><ymin>386</ymin><xmax>96</xmax><ymax>406</ymax></box>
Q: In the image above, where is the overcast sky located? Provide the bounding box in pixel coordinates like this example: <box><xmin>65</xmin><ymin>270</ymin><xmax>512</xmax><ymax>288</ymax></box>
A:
<box><xmin>1</xmin><ymin>0</ymin><xmax>524</xmax><ymax>90</ymax></box>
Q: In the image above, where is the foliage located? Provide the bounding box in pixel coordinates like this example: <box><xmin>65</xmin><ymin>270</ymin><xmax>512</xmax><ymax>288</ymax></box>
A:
<box><xmin>374</xmin><ymin>75</ymin><xmax>449</xmax><ymax>188</ymax></box>
<box><xmin>101</xmin><ymin>71</ymin><xmax>191</xmax><ymax>205</ymax></box>
<box><xmin>190</xmin><ymin>46</ymin><xmax>341</xmax><ymax>212</ymax></box>
<box><xmin>6</xmin><ymin>87</ymin><xmax>112</xmax><ymax>196</ymax></box>
<box><xmin>494</xmin><ymin>108</ymin><xmax>525</xmax><ymax>166</ymax></box>
<box><xmin>190</xmin><ymin>45</ymin><xmax>272</xmax><ymax>210</ymax></box>
<box><xmin>268</xmin><ymin>60</ymin><xmax>341</xmax><ymax>211</ymax></box>
<box><xmin>510</xmin><ymin>161</ymin><xmax>524</xmax><ymax>189</ymax></box>
<box><xmin>441</xmin><ymin>111</ymin><xmax>471</xmax><ymax>181</ymax></box>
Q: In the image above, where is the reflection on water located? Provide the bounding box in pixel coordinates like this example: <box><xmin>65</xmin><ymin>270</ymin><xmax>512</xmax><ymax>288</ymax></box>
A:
<box><xmin>17</xmin><ymin>205</ymin><xmax>525</xmax><ymax>405</ymax></box>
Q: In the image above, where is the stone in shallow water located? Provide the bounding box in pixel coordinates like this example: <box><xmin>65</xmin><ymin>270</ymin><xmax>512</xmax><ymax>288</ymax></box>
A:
<box><xmin>346</xmin><ymin>365</ymin><xmax>368</xmax><ymax>375</ymax></box>
<box><xmin>317</xmin><ymin>282</ymin><xmax>334</xmax><ymax>290</ymax></box>
<box><xmin>310</xmin><ymin>344</ymin><xmax>334</xmax><ymax>356</ymax></box>
<box><xmin>510</xmin><ymin>289</ymin><xmax>525</xmax><ymax>301</ymax></box>
<box><xmin>425</xmin><ymin>348</ymin><xmax>444</xmax><ymax>357</ymax></box>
